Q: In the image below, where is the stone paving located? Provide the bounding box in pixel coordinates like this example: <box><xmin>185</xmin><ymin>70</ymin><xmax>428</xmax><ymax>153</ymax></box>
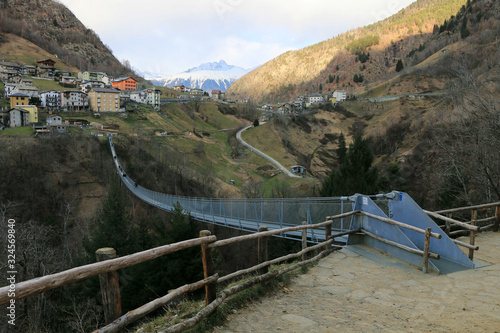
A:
<box><xmin>213</xmin><ymin>232</ymin><xmax>500</xmax><ymax>333</ymax></box>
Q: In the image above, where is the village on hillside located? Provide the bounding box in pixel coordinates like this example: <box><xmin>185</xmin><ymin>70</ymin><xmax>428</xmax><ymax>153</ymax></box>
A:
<box><xmin>0</xmin><ymin>58</ymin><xmax>224</xmax><ymax>134</ymax></box>
<box><xmin>0</xmin><ymin>57</ymin><xmax>351</xmax><ymax>135</ymax></box>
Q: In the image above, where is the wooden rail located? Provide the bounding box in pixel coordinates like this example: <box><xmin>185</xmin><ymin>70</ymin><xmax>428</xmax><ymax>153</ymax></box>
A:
<box><xmin>360</xmin><ymin>211</ymin><xmax>442</xmax><ymax>239</ymax></box>
<box><xmin>360</xmin><ymin>229</ymin><xmax>440</xmax><ymax>260</ymax></box>
<box><xmin>425</xmin><ymin>203</ymin><xmax>500</xmax><ymax>260</ymax></box>
<box><xmin>433</xmin><ymin>202</ymin><xmax>500</xmax><ymax>215</ymax></box>
<box><xmin>424</xmin><ymin>210</ymin><xmax>480</xmax><ymax>231</ymax></box>
<box><xmin>0</xmin><ymin>211</ymin><xmax>355</xmax><ymax>332</ymax></box>
<box><xmin>0</xmin><ymin>236</ymin><xmax>216</xmax><ymax>306</ymax></box>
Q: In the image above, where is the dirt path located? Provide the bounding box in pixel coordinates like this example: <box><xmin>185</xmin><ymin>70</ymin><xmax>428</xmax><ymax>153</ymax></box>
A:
<box><xmin>213</xmin><ymin>232</ymin><xmax>500</xmax><ymax>333</ymax></box>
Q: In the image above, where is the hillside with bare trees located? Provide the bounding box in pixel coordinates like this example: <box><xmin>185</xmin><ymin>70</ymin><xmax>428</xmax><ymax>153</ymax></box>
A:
<box><xmin>228</xmin><ymin>0</ymin><xmax>499</xmax><ymax>103</ymax></box>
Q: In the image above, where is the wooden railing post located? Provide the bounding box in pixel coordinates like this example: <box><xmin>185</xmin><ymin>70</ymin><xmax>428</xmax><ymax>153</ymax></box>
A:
<box><xmin>200</xmin><ymin>230</ymin><xmax>216</xmax><ymax>305</ymax></box>
<box><xmin>422</xmin><ymin>228</ymin><xmax>431</xmax><ymax>274</ymax></box>
<box><xmin>257</xmin><ymin>226</ymin><xmax>269</xmax><ymax>275</ymax></box>
<box><xmin>494</xmin><ymin>206</ymin><xmax>500</xmax><ymax>232</ymax></box>
<box><xmin>469</xmin><ymin>210</ymin><xmax>477</xmax><ymax>260</ymax></box>
<box><xmin>302</xmin><ymin>221</ymin><xmax>307</xmax><ymax>261</ymax></box>
<box><xmin>95</xmin><ymin>248</ymin><xmax>122</xmax><ymax>324</ymax></box>
<box><xmin>445</xmin><ymin>213</ymin><xmax>452</xmax><ymax>236</ymax></box>
<box><xmin>325</xmin><ymin>219</ymin><xmax>332</xmax><ymax>251</ymax></box>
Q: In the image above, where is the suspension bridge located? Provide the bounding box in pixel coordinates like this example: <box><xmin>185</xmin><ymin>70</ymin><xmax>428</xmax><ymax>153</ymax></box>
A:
<box><xmin>109</xmin><ymin>136</ymin><xmax>498</xmax><ymax>275</ymax></box>
<box><xmin>110</xmin><ymin>135</ymin><xmax>365</xmax><ymax>242</ymax></box>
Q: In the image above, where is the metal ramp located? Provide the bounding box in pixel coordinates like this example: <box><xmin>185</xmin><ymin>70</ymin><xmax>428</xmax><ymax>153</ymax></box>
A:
<box><xmin>347</xmin><ymin>191</ymin><xmax>475</xmax><ymax>274</ymax></box>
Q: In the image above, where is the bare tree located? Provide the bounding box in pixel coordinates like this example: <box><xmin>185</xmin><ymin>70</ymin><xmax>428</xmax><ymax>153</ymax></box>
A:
<box><xmin>432</xmin><ymin>63</ymin><xmax>500</xmax><ymax>204</ymax></box>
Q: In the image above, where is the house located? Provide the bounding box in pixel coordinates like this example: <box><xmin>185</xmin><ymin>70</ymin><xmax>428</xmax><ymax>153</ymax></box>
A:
<box><xmin>61</xmin><ymin>90</ymin><xmax>88</xmax><ymax>111</ymax></box>
<box><xmin>130</xmin><ymin>90</ymin><xmax>147</xmax><ymax>104</ymax></box>
<box><xmin>291</xmin><ymin>165</ymin><xmax>306</xmax><ymax>175</ymax></box>
<box><xmin>20</xmin><ymin>78</ymin><xmax>33</xmax><ymax>86</ymax></box>
<box><xmin>37</xmin><ymin>59</ymin><xmax>56</xmax><ymax>67</ymax></box>
<box><xmin>54</xmin><ymin>70</ymin><xmax>70</xmax><ymax>79</ymax></box>
<box><xmin>332</xmin><ymin>90</ymin><xmax>347</xmax><ymax>102</ymax></box>
<box><xmin>46</xmin><ymin>115</ymin><xmax>63</xmax><ymax>125</ymax></box>
<box><xmin>40</xmin><ymin>90</ymin><xmax>62</xmax><ymax>109</ymax></box>
<box><xmin>80</xmin><ymin>80</ymin><xmax>106</xmax><ymax>94</ymax></box>
<box><xmin>190</xmin><ymin>88</ymin><xmax>203</xmax><ymax>97</ymax></box>
<box><xmin>293</xmin><ymin>99</ymin><xmax>306</xmax><ymax>111</ymax></box>
<box><xmin>4</xmin><ymin>84</ymin><xmax>20</xmax><ymax>98</ymax></box>
<box><xmin>60</xmin><ymin>76</ymin><xmax>78</xmax><ymax>87</ymax></box>
<box><xmin>0</xmin><ymin>61</ymin><xmax>21</xmax><ymax>72</ymax></box>
<box><xmin>111</xmin><ymin>77</ymin><xmax>138</xmax><ymax>91</ymax></box>
<box><xmin>101</xmin><ymin>75</ymin><xmax>113</xmax><ymax>86</ymax></box>
<box><xmin>78</xmin><ymin>71</ymin><xmax>107</xmax><ymax>82</ymax></box>
<box><xmin>10</xmin><ymin>93</ymin><xmax>29</xmax><ymax>109</ymax></box>
<box><xmin>47</xmin><ymin>115</ymin><xmax>66</xmax><ymax>133</ymax></box>
<box><xmin>32</xmin><ymin>123</ymin><xmax>51</xmax><ymax>136</ymax></box>
<box><xmin>173</xmin><ymin>85</ymin><xmax>187</xmax><ymax>92</ymax></box>
<box><xmin>37</xmin><ymin>65</ymin><xmax>55</xmax><ymax>78</ymax></box>
<box><xmin>9</xmin><ymin>108</ymin><xmax>30</xmax><ymax>127</ymax></box>
<box><xmin>22</xmin><ymin>65</ymin><xmax>36</xmax><ymax>76</ymax></box>
<box><xmin>5</xmin><ymin>74</ymin><xmax>22</xmax><ymax>84</ymax></box>
<box><xmin>12</xmin><ymin>85</ymin><xmax>39</xmax><ymax>98</ymax></box>
<box><xmin>211</xmin><ymin>90</ymin><xmax>222</xmax><ymax>100</ymax></box>
<box><xmin>18</xmin><ymin>105</ymin><xmax>38</xmax><ymax>123</ymax></box>
<box><xmin>307</xmin><ymin>94</ymin><xmax>323</xmax><ymax>104</ymax></box>
<box><xmin>0</xmin><ymin>69</ymin><xmax>19</xmax><ymax>81</ymax></box>
<box><xmin>146</xmin><ymin>88</ymin><xmax>161</xmax><ymax>110</ymax></box>
<box><xmin>88</xmin><ymin>88</ymin><xmax>120</xmax><ymax>112</ymax></box>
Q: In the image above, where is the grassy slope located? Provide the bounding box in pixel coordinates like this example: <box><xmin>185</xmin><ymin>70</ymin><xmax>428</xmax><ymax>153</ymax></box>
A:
<box><xmin>0</xmin><ymin>33</ymin><xmax>79</xmax><ymax>72</ymax></box>
<box><xmin>46</xmin><ymin>102</ymin><xmax>319</xmax><ymax>197</ymax></box>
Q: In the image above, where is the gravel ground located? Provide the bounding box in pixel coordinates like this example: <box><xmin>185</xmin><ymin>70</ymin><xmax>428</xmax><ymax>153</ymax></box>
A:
<box><xmin>212</xmin><ymin>232</ymin><xmax>500</xmax><ymax>333</ymax></box>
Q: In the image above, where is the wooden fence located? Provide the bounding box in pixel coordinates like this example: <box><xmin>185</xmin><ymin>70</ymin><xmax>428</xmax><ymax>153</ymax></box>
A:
<box><xmin>0</xmin><ymin>211</ymin><xmax>359</xmax><ymax>332</ymax></box>
<box><xmin>0</xmin><ymin>204</ymin><xmax>498</xmax><ymax>332</ymax></box>
<box><xmin>425</xmin><ymin>202</ymin><xmax>500</xmax><ymax>260</ymax></box>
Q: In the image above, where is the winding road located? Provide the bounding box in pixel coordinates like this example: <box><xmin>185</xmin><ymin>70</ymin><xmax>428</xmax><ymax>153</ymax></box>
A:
<box><xmin>236</xmin><ymin>124</ymin><xmax>302</xmax><ymax>178</ymax></box>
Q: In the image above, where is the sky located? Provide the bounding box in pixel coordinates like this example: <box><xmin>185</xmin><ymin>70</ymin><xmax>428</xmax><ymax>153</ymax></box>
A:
<box><xmin>57</xmin><ymin>0</ymin><xmax>416</xmax><ymax>77</ymax></box>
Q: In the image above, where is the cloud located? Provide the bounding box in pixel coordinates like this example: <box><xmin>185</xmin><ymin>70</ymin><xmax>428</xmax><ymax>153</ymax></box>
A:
<box><xmin>57</xmin><ymin>0</ymin><xmax>416</xmax><ymax>75</ymax></box>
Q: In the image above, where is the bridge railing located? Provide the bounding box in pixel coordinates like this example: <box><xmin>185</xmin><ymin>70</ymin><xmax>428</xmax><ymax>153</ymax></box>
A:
<box><xmin>0</xmin><ymin>211</ymin><xmax>360</xmax><ymax>333</ymax></box>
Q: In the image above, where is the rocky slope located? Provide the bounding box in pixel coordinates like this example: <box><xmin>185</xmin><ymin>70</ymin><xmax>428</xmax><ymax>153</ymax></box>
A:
<box><xmin>0</xmin><ymin>0</ymin><xmax>132</xmax><ymax>77</ymax></box>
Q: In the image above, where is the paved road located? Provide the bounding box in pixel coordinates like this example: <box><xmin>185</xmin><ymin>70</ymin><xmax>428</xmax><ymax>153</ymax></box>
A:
<box><xmin>236</xmin><ymin>125</ymin><xmax>302</xmax><ymax>178</ymax></box>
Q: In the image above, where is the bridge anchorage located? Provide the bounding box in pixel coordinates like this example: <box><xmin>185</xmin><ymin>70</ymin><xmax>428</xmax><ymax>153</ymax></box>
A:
<box><xmin>109</xmin><ymin>136</ymin><xmax>492</xmax><ymax>274</ymax></box>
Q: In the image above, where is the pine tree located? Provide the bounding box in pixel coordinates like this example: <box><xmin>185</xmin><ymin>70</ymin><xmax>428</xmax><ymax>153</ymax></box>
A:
<box><xmin>396</xmin><ymin>59</ymin><xmax>404</xmax><ymax>72</ymax></box>
<box><xmin>83</xmin><ymin>179</ymin><xmax>137</xmax><ymax>257</ymax></box>
<box><xmin>337</xmin><ymin>132</ymin><xmax>347</xmax><ymax>164</ymax></box>
<box><xmin>321</xmin><ymin>135</ymin><xmax>379</xmax><ymax>196</ymax></box>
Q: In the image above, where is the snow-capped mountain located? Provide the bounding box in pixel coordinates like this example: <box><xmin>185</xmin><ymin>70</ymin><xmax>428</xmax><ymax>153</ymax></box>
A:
<box><xmin>149</xmin><ymin>60</ymin><xmax>253</xmax><ymax>92</ymax></box>
<box><xmin>132</xmin><ymin>67</ymin><xmax>165</xmax><ymax>79</ymax></box>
